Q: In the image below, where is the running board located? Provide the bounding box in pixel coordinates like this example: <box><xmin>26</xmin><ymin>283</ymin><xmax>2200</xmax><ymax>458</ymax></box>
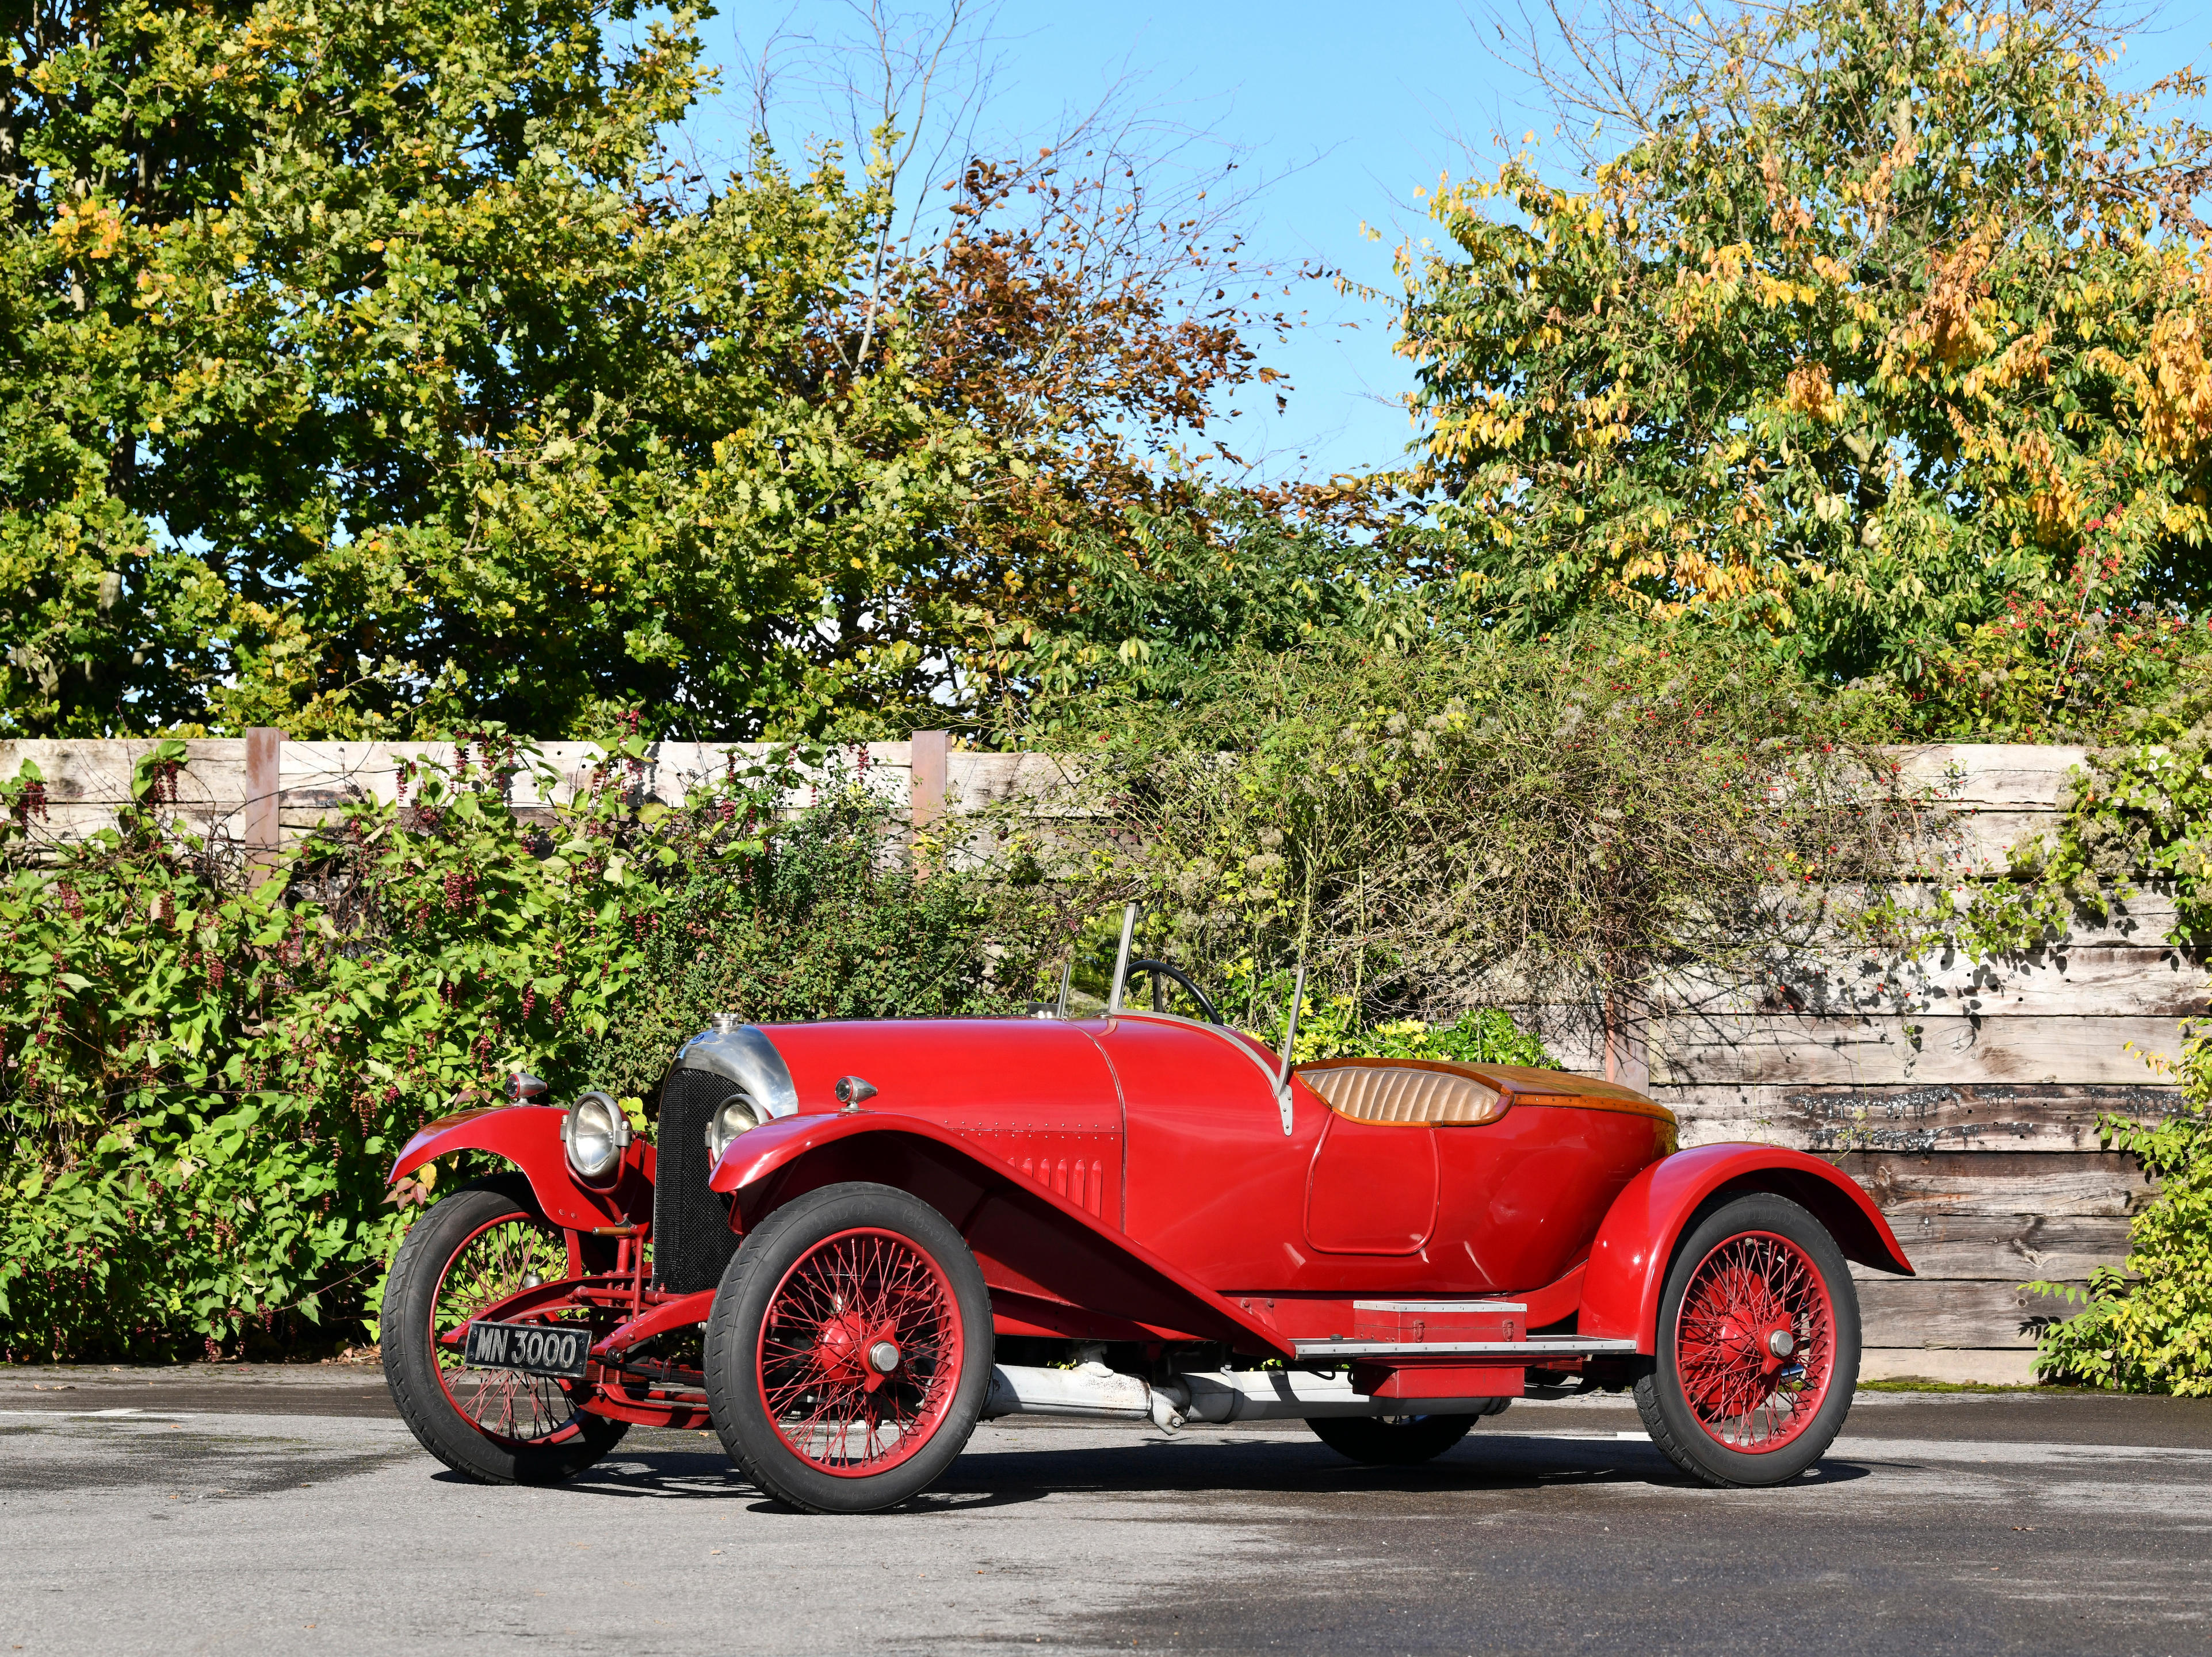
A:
<box><xmin>1291</xmin><ymin>1337</ymin><xmax>1642</xmax><ymax>1359</ymax></box>
<box><xmin>980</xmin><ymin>1364</ymin><xmax>1516</xmax><ymax>1429</ymax></box>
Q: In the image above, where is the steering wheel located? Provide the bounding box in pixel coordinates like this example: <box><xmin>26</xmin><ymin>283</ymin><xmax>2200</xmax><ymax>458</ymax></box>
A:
<box><xmin>1125</xmin><ymin>959</ymin><xmax>1222</xmax><ymax>1025</ymax></box>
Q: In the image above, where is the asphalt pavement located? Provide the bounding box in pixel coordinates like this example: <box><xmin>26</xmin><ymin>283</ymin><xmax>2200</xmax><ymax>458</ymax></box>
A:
<box><xmin>2</xmin><ymin>1367</ymin><xmax>2209</xmax><ymax>1656</ymax></box>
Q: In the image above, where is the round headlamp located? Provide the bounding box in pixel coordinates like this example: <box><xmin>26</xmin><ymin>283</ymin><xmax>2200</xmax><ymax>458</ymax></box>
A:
<box><xmin>703</xmin><ymin>1093</ymin><xmax>760</xmax><ymax>1166</ymax></box>
<box><xmin>561</xmin><ymin>1090</ymin><xmax>629</xmax><ymax>1182</ymax></box>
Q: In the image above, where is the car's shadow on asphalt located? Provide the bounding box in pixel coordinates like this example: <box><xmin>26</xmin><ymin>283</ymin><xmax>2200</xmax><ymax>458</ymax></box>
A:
<box><xmin>934</xmin><ymin>1434</ymin><xmax>1875</xmax><ymax>1499</ymax></box>
<box><xmin>492</xmin><ymin>1450</ymin><xmax>1056</xmax><ymax>1511</ymax></box>
<box><xmin>497</xmin><ymin>1430</ymin><xmax>1870</xmax><ymax>1507</ymax></box>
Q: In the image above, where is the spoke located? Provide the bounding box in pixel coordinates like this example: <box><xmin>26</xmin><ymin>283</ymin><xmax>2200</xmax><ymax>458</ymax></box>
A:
<box><xmin>429</xmin><ymin>1213</ymin><xmax>586</xmax><ymax>1448</ymax></box>
<box><xmin>1675</xmin><ymin>1231</ymin><xmax>1835</xmax><ymax>1454</ymax></box>
<box><xmin>758</xmin><ymin>1227</ymin><xmax>961</xmax><ymax>1476</ymax></box>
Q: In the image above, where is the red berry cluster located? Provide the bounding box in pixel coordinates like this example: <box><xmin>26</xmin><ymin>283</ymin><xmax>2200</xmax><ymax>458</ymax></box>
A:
<box><xmin>442</xmin><ymin>867</ymin><xmax>478</xmax><ymax>911</ymax></box>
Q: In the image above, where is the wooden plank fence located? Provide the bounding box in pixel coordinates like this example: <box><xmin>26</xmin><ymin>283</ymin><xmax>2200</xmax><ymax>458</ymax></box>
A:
<box><xmin>1642</xmin><ymin>743</ymin><xmax>2190</xmax><ymax>1381</ymax></box>
<box><xmin>1</xmin><ymin>734</ymin><xmax>2192</xmax><ymax>1381</ymax></box>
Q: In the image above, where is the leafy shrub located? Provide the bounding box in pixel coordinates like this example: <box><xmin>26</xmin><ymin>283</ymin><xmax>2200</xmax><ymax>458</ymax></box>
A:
<box><xmin>0</xmin><ymin>742</ymin><xmax>1059</xmax><ymax>1361</ymax></box>
<box><xmin>2030</xmin><ymin>1033</ymin><xmax>2212</xmax><ymax>1395</ymax></box>
<box><xmin>580</xmin><ymin>790</ymin><xmax>1069</xmax><ymax>1104</ymax></box>
<box><xmin>1286</xmin><ymin>996</ymin><xmax>1554</xmax><ymax>1068</ymax></box>
<box><xmin>1965</xmin><ymin>656</ymin><xmax>2212</xmax><ymax>955</ymax></box>
<box><xmin>1365</xmin><ymin>1009</ymin><xmax>1554</xmax><ymax>1068</ymax></box>
<box><xmin>1066</xmin><ymin>620</ymin><xmax>1924</xmax><ymax>1046</ymax></box>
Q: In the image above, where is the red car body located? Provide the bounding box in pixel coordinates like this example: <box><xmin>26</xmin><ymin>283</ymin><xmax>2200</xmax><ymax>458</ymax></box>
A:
<box><xmin>390</xmin><ymin>1010</ymin><xmax>1910</xmax><ymax>1483</ymax></box>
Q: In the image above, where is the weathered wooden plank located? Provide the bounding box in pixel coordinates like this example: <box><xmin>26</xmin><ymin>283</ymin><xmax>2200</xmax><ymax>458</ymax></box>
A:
<box><xmin>0</xmin><ymin>738</ymin><xmax>253</xmax><ymax>845</ymax></box>
<box><xmin>1831</xmin><ymin>1151</ymin><xmax>2156</xmax><ymax>1219</ymax></box>
<box><xmin>1773</xmin><ymin>883</ymin><xmax>2184</xmax><ymax>948</ymax></box>
<box><xmin>1667</xmin><ymin>946</ymin><xmax>2204</xmax><ymax>1020</ymax></box>
<box><xmin>1654</xmin><ymin>1013</ymin><xmax>2185</xmax><ymax>1086</ymax></box>
<box><xmin>1920</xmin><ymin>808</ymin><xmax>2081</xmax><ymax>877</ymax></box>
<box><xmin>1887</xmin><ymin>742</ymin><xmax>2085</xmax><ymax>807</ymax></box>
<box><xmin>949</xmin><ymin>750</ymin><xmax>1092</xmax><ymax>812</ymax></box>
<box><xmin>1846</xmin><ymin>1213</ymin><xmax>2133</xmax><ymax>1282</ymax></box>
<box><xmin>1856</xmin><ymin>1277</ymin><xmax>2084</xmax><ymax>1350</ymax></box>
<box><xmin>1661</xmin><ymin>1080</ymin><xmax>2186</xmax><ymax>1153</ymax></box>
<box><xmin>279</xmin><ymin>741</ymin><xmax>429</xmax><ymax>815</ymax></box>
<box><xmin>1861</xmin><ymin>1347</ymin><xmax>2039</xmax><ymax>1383</ymax></box>
<box><xmin>278</xmin><ymin>740</ymin><xmax>918</xmax><ymax>826</ymax></box>
<box><xmin>642</xmin><ymin>742</ymin><xmax>910</xmax><ymax>811</ymax></box>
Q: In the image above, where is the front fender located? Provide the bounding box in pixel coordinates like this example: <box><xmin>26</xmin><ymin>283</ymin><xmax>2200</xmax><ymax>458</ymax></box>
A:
<box><xmin>1578</xmin><ymin>1143</ymin><xmax>1913</xmax><ymax>1351</ymax></box>
<box><xmin>711</xmin><ymin>1112</ymin><xmax>1295</xmax><ymax>1358</ymax></box>
<box><xmin>391</xmin><ymin>1106</ymin><xmax>654</xmax><ymax>1234</ymax></box>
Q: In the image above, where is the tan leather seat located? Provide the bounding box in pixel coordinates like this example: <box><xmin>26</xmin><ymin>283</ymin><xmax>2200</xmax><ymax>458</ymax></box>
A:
<box><xmin>1298</xmin><ymin>1062</ymin><xmax>1506</xmax><ymax>1125</ymax></box>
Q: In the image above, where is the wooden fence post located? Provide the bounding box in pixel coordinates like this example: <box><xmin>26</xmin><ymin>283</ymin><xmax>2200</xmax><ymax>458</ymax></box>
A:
<box><xmin>244</xmin><ymin>727</ymin><xmax>285</xmax><ymax>885</ymax></box>
<box><xmin>910</xmin><ymin>730</ymin><xmax>948</xmax><ymax>830</ymax></box>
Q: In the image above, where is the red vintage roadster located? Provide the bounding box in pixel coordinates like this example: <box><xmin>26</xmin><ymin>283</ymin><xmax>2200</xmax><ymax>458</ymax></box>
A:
<box><xmin>380</xmin><ymin>972</ymin><xmax>1911</xmax><ymax>1511</ymax></box>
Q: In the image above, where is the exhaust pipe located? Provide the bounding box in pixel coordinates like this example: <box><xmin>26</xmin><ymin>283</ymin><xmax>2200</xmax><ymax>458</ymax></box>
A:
<box><xmin>981</xmin><ymin>1364</ymin><xmax>1511</xmax><ymax>1433</ymax></box>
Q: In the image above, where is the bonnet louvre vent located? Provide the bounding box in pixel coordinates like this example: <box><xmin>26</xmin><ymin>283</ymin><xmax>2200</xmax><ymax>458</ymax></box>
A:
<box><xmin>651</xmin><ymin>1067</ymin><xmax>745</xmax><ymax>1292</ymax></box>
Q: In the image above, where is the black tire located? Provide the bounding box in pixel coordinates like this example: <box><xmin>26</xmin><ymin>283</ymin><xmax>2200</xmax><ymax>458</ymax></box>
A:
<box><xmin>381</xmin><ymin>1177</ymin><xmax>628</xmax><ymax>1485</ymax></box>
<box><xmin>1633</xmin><ymin>1192</ymin><xmax>1860</xmax><ymax>1488</ymax></box>
<box><xmin>1306</xmin><ymin>1413</ymin><xmax>1479</xmax><ymax>1466</ymax></box>
<box><xmin>704</xmin><ymin>1182</ymin><xmax>993</xmax><ymax>1514</ymax></box>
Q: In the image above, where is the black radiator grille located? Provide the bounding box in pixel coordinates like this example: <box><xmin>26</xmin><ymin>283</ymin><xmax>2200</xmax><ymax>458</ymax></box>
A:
<box><xmin>651</xmin><ymin>1067</ymin><xmax>746</xmax><ymax>1292</ymax></box>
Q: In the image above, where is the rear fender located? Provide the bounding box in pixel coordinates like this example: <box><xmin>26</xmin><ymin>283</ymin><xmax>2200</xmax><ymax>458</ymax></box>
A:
<box><xmin>711</xmin><ymin>1113</ymin><xmax>1295</xmax><ymax>1358</ymax></box>
<box><xmin>390</xmin><ymin>1106</ymin><xmax>654</xmax><ymax>1234</ymax></box>
<box><xmin>1578</xmin><ymin>1144</ymin><xmax>1913</xmax><ymax>1352</ymax></box>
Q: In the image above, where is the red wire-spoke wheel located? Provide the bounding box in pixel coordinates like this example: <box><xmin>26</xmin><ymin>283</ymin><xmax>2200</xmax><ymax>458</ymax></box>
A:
<box><xmin>758</xmin><ymin>1228</ymin><xmax>961</xmax><ymax>1476</ymax></box>
<box><xmin>380</xmin><ymin>1178</ymin><xmax>628</xmax><ymax>1485</ymax></box>
<box><xmin>428</xmin><ymin>1211</ymin><xmax>590</xmax><ymax>1449</ymax></box>
<box><xmin>1673</xmin><ymin>1232</ymin><xmax>1835</xmax><ymax>1452</ymax></box>
<box><xmin>1635</xmin><ymin>1193</ymin><xmax>1862</xmax><ymax>1488</ymax></box>
<box><xmin>706</xmin><ymin>1183</ymin><xmax>993</xmax><ymax>1514</ymax></box>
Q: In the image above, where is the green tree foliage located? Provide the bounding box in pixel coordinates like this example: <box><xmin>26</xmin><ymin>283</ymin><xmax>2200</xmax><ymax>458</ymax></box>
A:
<box><xmin>984</xmin><ymin>489</ymin><xmax>1407</xmax><ymax>740</ymax></box>
<box><xmin>5</xmin><ymin>0</ymin><xmax>709</xmax><ymax>732</ymax></box>
<box><xmin>0</xmin><ymin>744</ymin><xmax>1058</xmax><ymax>1359</ymax></box>
<box><xmin>2</xmin><ymin>2</ymin><xmax>1293</xmax><ymax>741</ymax></box>
<box><xmin>1392</xmin><ymin>0</ymin><xmax>2212</xmax><ymax>732</ymax></box>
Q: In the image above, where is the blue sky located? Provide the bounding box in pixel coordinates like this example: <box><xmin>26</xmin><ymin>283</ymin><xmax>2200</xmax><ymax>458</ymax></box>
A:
<box><xmin>679</xmin><ymin>2</ymin><xmax>2212</xmax><ymax>486</ymax></box>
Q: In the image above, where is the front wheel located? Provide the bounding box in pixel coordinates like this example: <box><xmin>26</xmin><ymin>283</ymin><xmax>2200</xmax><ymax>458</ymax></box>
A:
<box><xmin>1634</xmin><ymin>1192</ymin><xmax>1860</xmax><ymax>1488</ymax></box>
<box><xmin>1306</xmin><ymin>1413</ymin><xmax>1480</xmax><ymax>1466</ymax></box>
<box><xmin>704</xmin><ymin>1182</ymin><xmax>994</xmax><ymax>1514</ymax></box>
<box><xmin>381</xmin><ymin>1177</ymin><xmax>628</xmax><ymax>1484</ymax></box>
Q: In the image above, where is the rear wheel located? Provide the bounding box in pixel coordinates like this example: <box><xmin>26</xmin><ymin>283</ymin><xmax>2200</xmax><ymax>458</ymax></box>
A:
<box><xmin>704</xmin><ymin>1182</ymin><xmax>993</xmax><ymax>1513</ymax></box>
<box><xmin>1634</xmin><ymin>1192</ymin><xmax>1859</xmax><ymax>1487</ymax></box>
<box><xmin>381</xmin><ymin>1178</ymin><xmax>628</xmax><ymax>1484</ymax></box>
<box><xmin>1306</xmin><ymin>1414</ymin><xmax>1479</xmax><ymax>1466</ymax></box>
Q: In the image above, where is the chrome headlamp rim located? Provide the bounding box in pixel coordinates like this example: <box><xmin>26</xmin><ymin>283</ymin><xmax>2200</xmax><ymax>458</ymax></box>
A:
<box><xmin>561</xmin><ymin>1089</ymin><xmax>629</xmax><ymax>1183</ymax></box>
<box><xmin>703</xmin><ymin>1091</ymin><xmax>761</xmax><ymax>1167</ymax></box>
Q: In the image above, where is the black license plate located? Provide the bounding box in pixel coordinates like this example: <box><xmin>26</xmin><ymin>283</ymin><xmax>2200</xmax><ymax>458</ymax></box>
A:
<box><xmin>461</xmin><ymin>1320</ymin><xmax>591</xmax><ymax>1381</ymax></box>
